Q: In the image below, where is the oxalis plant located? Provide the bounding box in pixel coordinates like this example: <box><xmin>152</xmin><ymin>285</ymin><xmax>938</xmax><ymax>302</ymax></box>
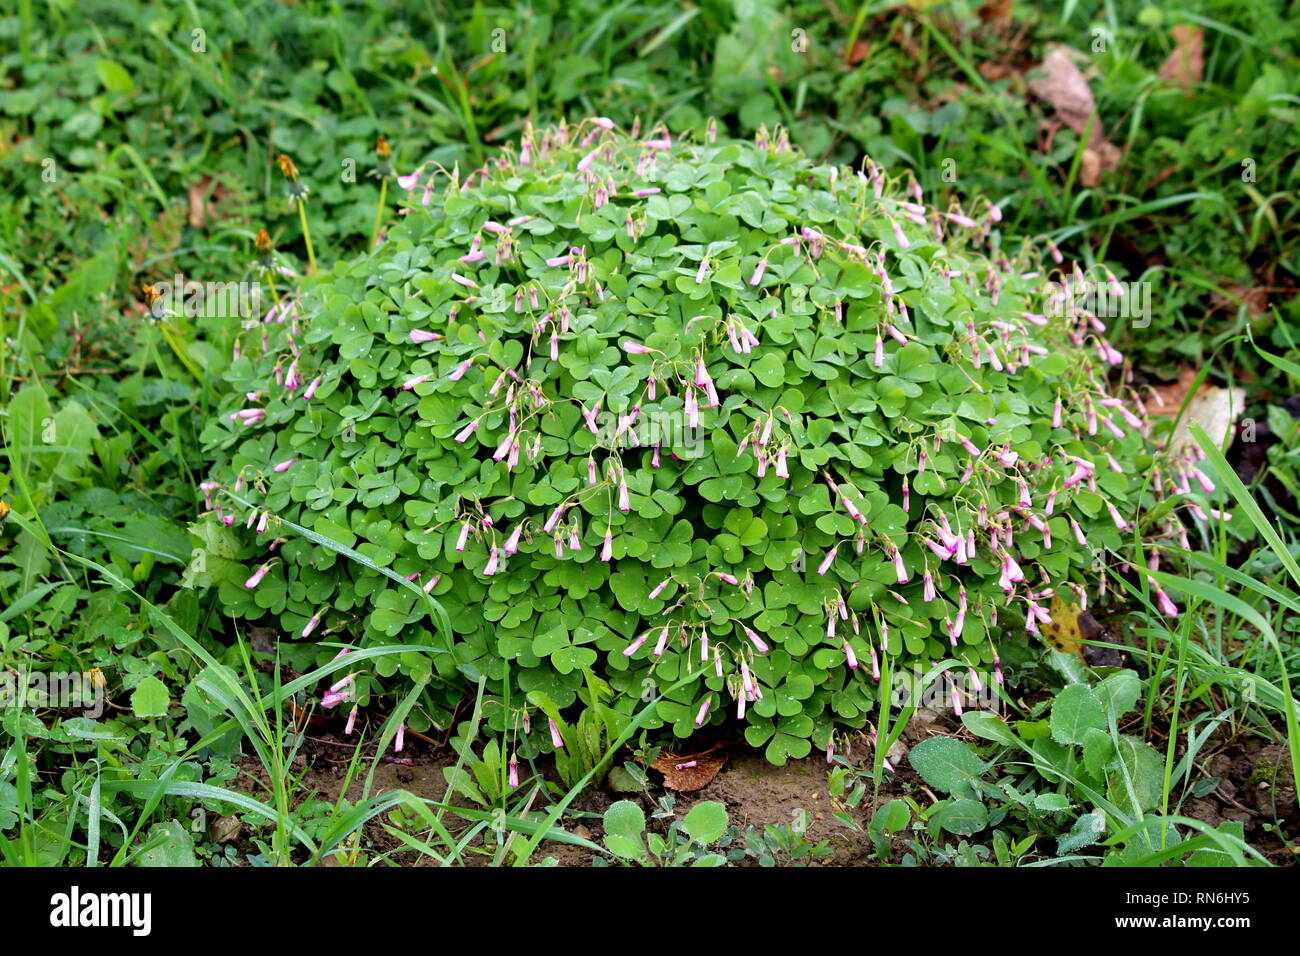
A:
<box><xmin>195</xmin><ymin>118</ymin><xmax>1212</xmax><ymax>767</ymax></box>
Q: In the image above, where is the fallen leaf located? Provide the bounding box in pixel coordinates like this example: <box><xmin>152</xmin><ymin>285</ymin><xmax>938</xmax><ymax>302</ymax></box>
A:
<box><xmin>210</xmin><ymin>815</ymin><xmax>242</xmax><ymax>844</ymax></box>
<box><xmin>979</xmin><ymin>61</ymin><xmax>1021</xmax><ymax>83</ymax></box>
<box><xmin>1210</xmin><ymin>284</ymin><xmax>1269</xmax><ymax>317</ymax></box>
<box><xmin>1041</xmin><ymin>593</ymin><xmax>1084</xmax><ymax>656</ymax></box>
<box><xmin>977</xmin><ymin>0</ymin><xmax>1012</xmax><ymax>22</ymax></box>
<box><xmin>186</xmin><ymin>175</ymin><xmax>231</xmax><ymax>229</ymax></box>
<box><xmin>1157</xmin><ymin>25</ymin><xmax>1203</xmax><ymax>93</ymax></box>
<box><xmin>1043</xmin><ymin>595</ymin><xmax>1122</xmax><ymax>666</ymax></box>
<box><xmin>1146</xmin><ymin>368</ymin><xmax>1202</xmax><ymax>415</ymax></box>
<box><xmin>1027</xmin><ymin>47</ymin><xmax>1121</xmax><ymax>184</ymax></box>
<box><xmin>651</xmin><ymin>745</ymin><xmax>727</xmax><ymax>792</ymax></box>
<box><xmin>1170</xmin><ymin>386</ymin><xmax>1247</xmax><ymax>456</ymax></box>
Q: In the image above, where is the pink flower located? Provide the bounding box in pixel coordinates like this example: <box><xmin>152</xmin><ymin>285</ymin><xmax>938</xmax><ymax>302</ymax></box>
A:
<box><xmin>450</xmin><ymin>273</ymin><xmax>477</xmax><ymax>288</ymax></box>
<box><xmin>543</xmin><ymin>504</ymin><xmax>566</xmax><ymax>534</ymax></box>
<box><xmin>892</xmin><ymin>548</ymin><xmax>909</xmax><ymax>584</ymax></box>
<box><xmin>454</xmin><ymin>420</ymin><xmax>479</xmax><ymax>443</ymax></box>
<box><xmin>749</xmin><ymin>261</ymin><xmax>767</xmax><ymax>286</ymax></box>
<box><xmin>891</xmin><ymin>220</ymin><xmax>909</xmax><ymax>249</ymax></box>
<box><xmin>618</xmin><ymin>480</ymin><xmax>630</xmax><ymax>512</ymax></box>
<box><xmin>622</xmin><ymin>340</ymin><xmax>653</xmax><ymax>355</ymax></box>
<box><xmin>345</xmin><ymin>706</ymin><xmax>358</xmax><ymax>735</ymax></box>
<box><xmin>843</xmin><ymin>642</ymin><xmax>858</xmax><ymax>669</ymax></box>
<box><xmin>1155</xmin><ymin>587</ymin><xmax>1179</xmax><ymax>617</ymax></box>
<box><xmin>402</xmin><ymin>374</ymin><xmax>429</xmax><ymax>390</ymax></box>
<box><xmin>302</xmin><ymin>613</ymin><xmax>321</xmax><ymax>638</ymax></box>
<box><xmin>273</xmin><ymin>458</ymin><xmax>297</xmax><ymax>473</ymax></box>
<box><xmin>744</xmin><ymin>628</ymin><xmax>770</xmax><ymax>655</ymax></box>
<box><xmin>548</xmin><ymin>718</ymin><xmax>565</xmax><ymax>750</ymax></box>
<box><xmin>648</xmin><ymin>578</ymin><xmax>670</xmax><ymax>600</ymax></box>
<box><xmin>330</xmin><ymin>673</ymin><xmax>355</xmax><ymax>694</ymax></box>
<box><xmin>409</xmin><ymin>329</ymin><xmax>440</xmax><ymax>343</ymax></box>
<box><xmin>1189</xmin><ymin>467</ymin><xmax>1216</xmax><ymax>493</ymax></box>
<box><xmin>245</xmin><ymin>563</ymin><xmax>271</xmax><ymax>589</ymax></box>
<box><xmin>1106</xmin><ymin>502</ymin><xmax>1129</xmax><ymax>531</ymax></box>
<box><xmin>504</xmin><ymin>525</ymin><xmax>523</xmax><ymax>555</ymax></box>
<box><xmin>601</xmin><ymin>529</ymin><xmax>613</xmax><ymax>562</ymax></box>
<box><xmin>455</xmin><ymin>522</ymin><xmax>471</xmax><ymax>552</ymax></box>
<box><xmin>448</xmin><ymin>359</ymin><xmax>473</xmax><ymax>381</ymax></box>
<box><xmin>632</xmin><ymin>187</ymin><xmax>660</xmax><ymax>198</ymax></box>
<box><xmin>694</xmin><ymin>698</ymin><xmax>712</xmax><ymax>727</ymax></box>
<box><xmin>394</xmin><ymin>723</ymin><xmax>405</xmax><ymax>753</ymax></box>
<box><xmin>303</xmin><ymin>377</ymin><xmax>322</xmax><ymax>401</ymax></box>
<box><xmin>775</xmin><ymin>448</ymin><xmax>790</xmax><ymax>479</ymax></box>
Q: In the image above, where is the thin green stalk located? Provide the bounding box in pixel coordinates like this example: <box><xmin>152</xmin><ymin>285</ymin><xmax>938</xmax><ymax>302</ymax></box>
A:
<box><xmin>372</xmin><ymin>176</ymin><xmax>388</xmax><ymax>249</ymax></box>
<box><xmin>297</xmin><ymin>201</ymin><xmax>317</xmax><ymax>275</ymax></box>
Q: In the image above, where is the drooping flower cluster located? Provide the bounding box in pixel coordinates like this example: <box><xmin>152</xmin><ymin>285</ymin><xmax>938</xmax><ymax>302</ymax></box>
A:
<box><xmin>198</xmin><ymin>120</ymin><xmax>1210</xmax><ymax>760</ymax></box>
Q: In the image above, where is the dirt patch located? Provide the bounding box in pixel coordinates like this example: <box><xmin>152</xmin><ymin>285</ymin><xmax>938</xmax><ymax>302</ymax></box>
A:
<box><xmin>224</xmin><ymin>705</ymin><xmax>1294</xmax><ymax>866</ymax></box>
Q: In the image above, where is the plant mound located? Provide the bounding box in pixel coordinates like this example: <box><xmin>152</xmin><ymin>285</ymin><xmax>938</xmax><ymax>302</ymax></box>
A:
<box><xmin>198</xmin><ymin>120</ymin><xmax>1178</xmax><ymax>764</ymax></box>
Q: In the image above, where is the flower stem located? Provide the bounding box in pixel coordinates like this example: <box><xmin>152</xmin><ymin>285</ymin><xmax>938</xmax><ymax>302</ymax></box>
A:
<box><xmin>371</xmin><ymin>177</ymin><xmax>388</xmax><ymax>249</ymax></box>
<box><xmin>297</xmin><ymin>201</ymin><xmax>317</xmax><ymax>275</ymax></box>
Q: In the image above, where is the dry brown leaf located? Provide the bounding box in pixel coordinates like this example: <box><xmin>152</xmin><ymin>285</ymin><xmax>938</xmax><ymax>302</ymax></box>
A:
<box><xmin>1028</xmin><ymin>47</ymin><xmax>1121</xmax><ymax>186</ymax></box>
<box><xmin>1146</xmin><ymin>371</ymin><xmax>1246</xmax><ymax>454</ymax></box>
<box><xmin>979</xmin><ymin>61</ymin><xmax>1021</xmax><ymax>83</ymax></box>
<box><xmin>186</xmin><ymin>175</ymin><xmax>231</xmax><ymax>229</ymax></box>
<box><xmin>1210</xmin><ymin>284</ymin><xmax>1269</xmax><ymax>317</ymax></box>
<box><xmin>210</xmin><ymin>815</ymin><xmax>243</xmax><ymax>844</ymax></box>
<box><xmin>1146</xmin><ymin>368</ymin><xmax>1203</xmax><ymax>416</ymax></box>
<box><xmin>651</xmin><ymin>747</ymin><xmax>727</xmax><ymax>792</ymax></box>
<box><xmin>1157</xmin><ymin>25</ymin><xmax>1204</xmax><ymax>93</ymax></box>
<box><xmin>1171</xmin><ymin>386</ymin><xmax>1246</xmax><ymax>456</ymax></box>
<box><xmin>977</xmin><ymin>0</ymin><xmax>1012</xmax><ymax>22</ymax></box>
<box><xmin>1080</xmin><ymin>141</ymin><xmax>1122</xmax><ymax>187</ymax></box>
<box><xmin>1029</xmin><ymin>48</ymin><xmax>1107</xmax><ymax>146</ymax></box>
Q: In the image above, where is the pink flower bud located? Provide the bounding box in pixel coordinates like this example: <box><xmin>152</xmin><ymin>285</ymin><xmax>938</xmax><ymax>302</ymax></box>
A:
<box><xmin>694</xmin><ymin>698</ymin><xmax>712</xmax><ymax>727</ymax></box>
